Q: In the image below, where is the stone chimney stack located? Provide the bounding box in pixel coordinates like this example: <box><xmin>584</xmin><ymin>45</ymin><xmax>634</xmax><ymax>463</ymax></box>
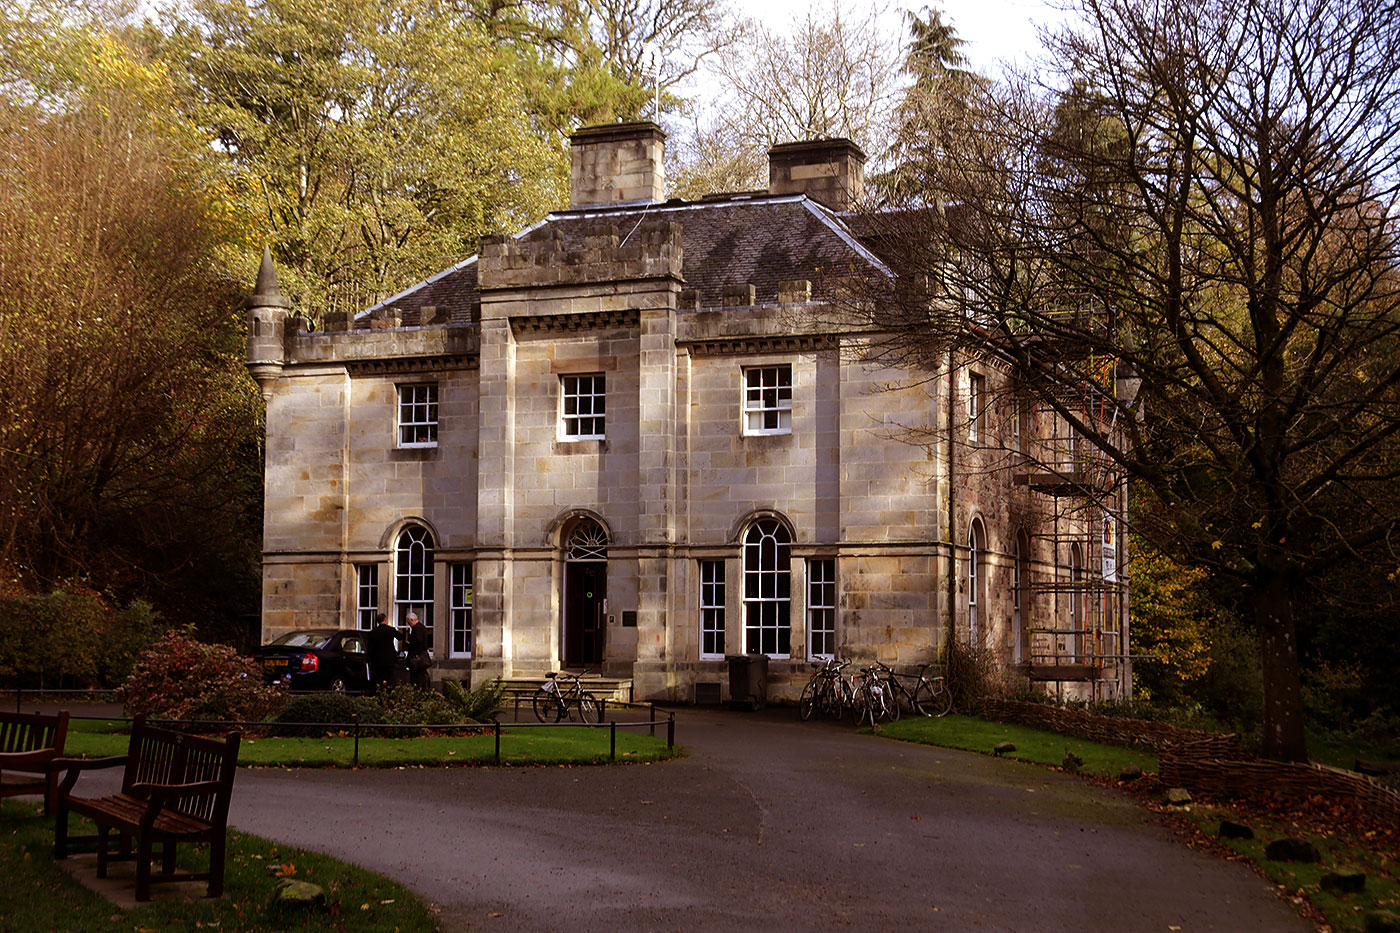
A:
<box><xmin>767</xmin><ymin>138</ymin><xmax>866</xmax><ymax>211</ymax></box>
<box><xmin>570</xmin><ymin>122</ymin><xmax>667</xmax><ymax>209</ymax></box>
<box><xmin>245</xmin><ymin>244</ymin><xmax>291</xmax><ymax>402</ymax></box>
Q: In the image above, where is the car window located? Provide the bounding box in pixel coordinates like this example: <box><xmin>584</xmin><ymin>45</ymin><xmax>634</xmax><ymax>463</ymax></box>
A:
<box><xmin>269</xmin><ymin>632</ymin><xmax>334</xmax><ymax>649</ymax></box>
<box><xmin>342</xmin><ymin>637</ymin><xmax>365</xmax><ymax>655</ymax></box>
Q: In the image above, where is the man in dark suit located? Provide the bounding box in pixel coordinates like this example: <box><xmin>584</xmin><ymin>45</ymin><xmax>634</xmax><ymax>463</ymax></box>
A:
<box><xmin>366</xmin><ymin>611</ymin><xmax>400</xmax><ymax>693</ymax></box>
<box><xmin>403</xmin><ymin>610</ymin><xmax>432</xmax><ymax>690</ymax></box>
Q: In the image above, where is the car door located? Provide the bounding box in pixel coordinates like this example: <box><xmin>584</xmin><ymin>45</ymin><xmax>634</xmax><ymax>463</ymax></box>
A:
<box><xmin>338</xmin><ymin>634</ymin><xmax>372</xmax><ymax>692</ymax></box>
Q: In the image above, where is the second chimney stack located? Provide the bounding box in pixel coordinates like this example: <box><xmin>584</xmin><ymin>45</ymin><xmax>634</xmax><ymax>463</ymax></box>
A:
<box><xmin>768</xmin><ymin>138</ymin><xmax>866</xmax><ymax>211</ymax></box>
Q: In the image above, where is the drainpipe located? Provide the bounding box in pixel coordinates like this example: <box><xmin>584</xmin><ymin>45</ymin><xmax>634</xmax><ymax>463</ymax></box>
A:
<box><xmin>946</xmin><ymin>346</ymin><xmax>958</xmax><ymax>651</ymax></box>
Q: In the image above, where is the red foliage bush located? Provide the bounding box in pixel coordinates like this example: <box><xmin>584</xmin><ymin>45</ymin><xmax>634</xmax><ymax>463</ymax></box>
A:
<box><xmin>118</xmin><ymin>630</ymin><xmax>283</xmax><ymax>724</ymax></box>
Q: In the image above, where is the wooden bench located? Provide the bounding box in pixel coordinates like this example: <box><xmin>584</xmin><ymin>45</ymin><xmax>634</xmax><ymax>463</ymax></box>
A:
<box><xmin>0</xmin><ymin>709</ymin><xmax>70</xmax><ymax>814</ymax></box>
<box><xmin>53</xmin><ymin>716</ymin><xmax>240</xmax><ymax>901</ymax></box>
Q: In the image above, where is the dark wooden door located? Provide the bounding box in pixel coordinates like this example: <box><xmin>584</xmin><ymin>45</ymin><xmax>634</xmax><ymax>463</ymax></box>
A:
<box><xmin>564</xmin><ymin>561</ymin><xmax>606</xmax><ymax>667</ymax></box>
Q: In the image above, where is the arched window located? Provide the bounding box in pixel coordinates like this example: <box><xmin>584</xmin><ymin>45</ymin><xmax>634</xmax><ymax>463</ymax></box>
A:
<box><xmin>1014</xmin><ymin>529</ymin><xmax>1031</xmax><ymax>663</ymax></box>
<box><xmin>395</xmin><ymin>525</ymin><xmax>435</xmax><ymax>630</ymax></box>
<box><xmin>968</xmin><ymin>520</ymin><xmax>985</xmax><ymax>644</ymax></box>
<box><xmin>743</xmin><ymin>519</ymin><xmax>791</xmax><ymax>657</ymax></box>
<box><xmin>566</xmin><ymin>518</ymin><xmax>608</xmax><ymax>560</ymax></box>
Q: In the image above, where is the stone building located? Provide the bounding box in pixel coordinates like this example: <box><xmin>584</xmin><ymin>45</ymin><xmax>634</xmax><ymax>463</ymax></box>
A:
<box><xmin>246</xmin><ymin>122</ymin><xmax>1130</xmax><ymax>702</ymax></box>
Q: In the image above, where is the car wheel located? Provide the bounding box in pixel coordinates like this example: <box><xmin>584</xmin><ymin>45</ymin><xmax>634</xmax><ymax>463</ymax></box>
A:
<box><xmin>329</xmin><ymin>677</ymin><xmax>347</xmax><ymax>693</ymax></box>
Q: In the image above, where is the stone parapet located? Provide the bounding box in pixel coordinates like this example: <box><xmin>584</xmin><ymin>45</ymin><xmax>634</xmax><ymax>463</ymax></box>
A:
<box><xmin>287</xmin><ymin>325</ymin><xmax>478</xmax><ymax>365</ymax></box>
<box><xmin>676</xmin><ymin>304</ymin><xmax>839</xmax><ymax>346</ymax></box>
<box><xmin>479</xmin><ymin>222</ymin><xmax>683</xmax><ymax>290</ymax></box>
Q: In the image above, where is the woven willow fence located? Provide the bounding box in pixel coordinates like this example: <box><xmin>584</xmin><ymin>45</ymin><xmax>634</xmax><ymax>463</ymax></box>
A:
<box><xmin>973</xmin><ymin>698</ymin><xmax>1400</xmax><ymax>826</ymax></box>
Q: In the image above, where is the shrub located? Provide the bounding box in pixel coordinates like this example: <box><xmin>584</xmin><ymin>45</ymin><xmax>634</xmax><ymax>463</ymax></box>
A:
<box><xmin>441</xmin><ymin>678</ymin><xmax>506</xmax><ymax>722</ymax></box>
<box><xmin>0</xmin><ymin>589</ymin><xmax>166</xmax><ymax>689</ymax></box>
<box><xmin>96</xmin><ymin>599</ymin><xmax>161</xmax><ymax>686</ymax></box>
<box><xmin>1194</xmin><ymin>621</ymin><xmax>1263</xmax><ymax>733</ymax></box>
<box><xmin>119</xmin><ymin>629</ymin><xmax>283</xmax><ymax>726</ymax></box>
<box><xmin>944</xmin><ymin>628</ymin><xmax>1003</xmax><ymax>706</ymax></box>
<box><xmin>0</xmin><ymin>589</ymin><xmax>103</xmax><ymax>686</ymax></box>
<box><xmin>269</xmin><ymin>693</ymin><xmax>377</xmax><ymax>737</ymax></box>
<box><xmin>371</xmin><ymin>685</ymin><xmax>456</xmax><ymax>729</ymax></box>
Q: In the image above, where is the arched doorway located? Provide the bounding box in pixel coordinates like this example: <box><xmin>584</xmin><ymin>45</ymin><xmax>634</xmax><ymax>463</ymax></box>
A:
<box><xmin>563</xmin><ymin>518</ymin><xmax>607</xmax><ymax>668</ymax></box>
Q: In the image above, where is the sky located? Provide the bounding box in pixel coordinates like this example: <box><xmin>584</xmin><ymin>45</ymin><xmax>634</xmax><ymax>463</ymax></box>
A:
<box><xmin>745</xmin><ymin>0</ymin><xmax>1072</xmax><ymax>74</ymax></box>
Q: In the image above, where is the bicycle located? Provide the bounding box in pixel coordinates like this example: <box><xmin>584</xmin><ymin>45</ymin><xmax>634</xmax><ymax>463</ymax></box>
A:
<box><xmin>849</xmin><ymin>665</ymin><xmax>899</xmax><ymax>727</ymax></box>
<box><xmin>532</xmin><ymin>670</ymin><xmax>601</xmax><ymax>723</ymax></box>
<box><xmin>881</xmin><ymin>662</ymin><xmax>953</xmax><ymax>717</ymax></box>
<box><xmin>799</xmin><ymin>658</ymin><xmax>851</xmax><ymax>721</ymax></box>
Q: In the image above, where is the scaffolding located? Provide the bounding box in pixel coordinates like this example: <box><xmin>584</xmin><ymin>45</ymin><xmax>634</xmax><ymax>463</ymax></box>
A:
<box><xmin>1013</xmin><ymin>371</ymin><xmax>1130</xmax><ymax>701</ymax></box>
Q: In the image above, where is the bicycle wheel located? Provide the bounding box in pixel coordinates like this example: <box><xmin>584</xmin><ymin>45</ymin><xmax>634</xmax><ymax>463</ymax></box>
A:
<box><xmin>819</xmin><ymin>678</ymin><xmax>838</xmax><ymax>719</ymax></box>
<box><xmin>850</xmin><ymin>683</ymin><xmax>871</xmax><ymax>727</ymax></box>
<box><xmin>799</xmin><ymin>680</ymin><xmax>818</xmax><ymax>721</ymax></box>
<box><xmin>877</xmin><ymin>681</ymin><xmax>900</xmax><ymax>722</ymax></box>
<box><xmin>572</xmin><ymin>691</ymin><xmax>600</xmax><ymax>723</ymax></box>
<box><xmin>917</xmin><ymin>679</ymin><xmax>953</xmax><ymax>717</ymax></box>
<box><xmin>532</xmin><ymin>687</ymin><xmax>563</xmax><ymax>723</ymax></box>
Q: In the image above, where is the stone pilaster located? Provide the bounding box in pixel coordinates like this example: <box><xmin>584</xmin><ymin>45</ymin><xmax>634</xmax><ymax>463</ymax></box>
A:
<box><xmin>475</xmin><ymin>315</ymin><xmax>516</xmax><ymax>673</ymax></box>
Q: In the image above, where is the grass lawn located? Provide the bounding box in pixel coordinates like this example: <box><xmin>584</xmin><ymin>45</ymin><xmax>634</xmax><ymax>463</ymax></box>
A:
<box><xmin>1177</xmin><ymin>801</ymin><xmax>1400</xmax><ymax>932</ymax></box>
<box><xmin>65</xmin><ymin>717</ymin><xmax>680</xmax><ymax>767</ymax></box>
<box><xmin>0</xmin><ymin>800</ymin><xmax>436</xmax><ymax>932</ymax></box>
<box><xmin>880</xmin><ymin>713</ymin><xmax>1158</xmax><ymax>777</ymax></box>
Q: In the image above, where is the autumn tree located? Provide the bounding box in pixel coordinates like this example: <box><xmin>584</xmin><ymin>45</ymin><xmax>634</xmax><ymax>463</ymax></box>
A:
<box><xmin>153</xmin><ymin>0</ymin><xmax>567</xmax><ymax>316</ymax></box>
<box><xmin>576</xmin><ymin>0</ymin><xmax>736</xmax><ymax>107</ymax></box>
<box><xmin>853</xmin><ymin>0</ymin><xmax>1400</xmax><ymax>760</ymax></box>
<box><xmin>0</xmin><ymin>12</ymin><xmax>265</xmax><ymax>632</ymax></box>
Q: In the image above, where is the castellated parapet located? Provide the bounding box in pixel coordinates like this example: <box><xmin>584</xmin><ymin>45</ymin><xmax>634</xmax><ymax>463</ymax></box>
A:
<box><xmin>478</xmin><ymin>222</ymin><xmax>683</xmax><ymax>291</ymax></box>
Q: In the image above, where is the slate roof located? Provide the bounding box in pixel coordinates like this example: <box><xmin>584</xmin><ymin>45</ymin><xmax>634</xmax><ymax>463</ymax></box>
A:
<box><xmin>362</xmin><ymin>193</ymin><xmax>889</xmax><ymax>327</ymax></box>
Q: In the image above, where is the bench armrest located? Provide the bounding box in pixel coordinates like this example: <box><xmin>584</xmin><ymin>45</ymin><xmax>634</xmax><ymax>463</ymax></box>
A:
<box><xmin>0</xmin><ymin>748</ymin><xmax>57</xmax><ymax>771</ymax></box>
<box><xmin>52</xmin><ymin>755</ymin><xmax>128</xmax><ymax>797</ymax></box>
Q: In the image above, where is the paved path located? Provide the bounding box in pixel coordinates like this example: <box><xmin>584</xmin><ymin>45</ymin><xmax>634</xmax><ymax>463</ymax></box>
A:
<box><xmin>221</xmin><ymin>707</ymin><xmax>1307</xmax><ymax>932</ymax></box>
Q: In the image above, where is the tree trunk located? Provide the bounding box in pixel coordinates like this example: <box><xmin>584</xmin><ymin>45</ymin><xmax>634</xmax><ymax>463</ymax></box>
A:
<box><xmin>1256</xmin><ymin>572</ymin><xmax>1308</xmax><ymax>761</ymax></box>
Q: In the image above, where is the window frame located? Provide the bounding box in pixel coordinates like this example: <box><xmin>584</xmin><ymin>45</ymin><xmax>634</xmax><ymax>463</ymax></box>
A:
<box><xmin>968</xmin><ymin>520</ymin><xmax>984</xmax><ymax>644</ymax></box>
<box><xmin>397</xmin><ymin>383</ymin><xmax>439</xmax><ymax>448</ymax></box>
<box><xmin>449</xmin><ymin>562</ymin><xmax>473</xmax><ymax>658</ymax></box>
<box><xmin>699</xmin><ymin>560</ymin><xmax>726</xmax><ymax>660</ymax></box>
<box><xmin>742</xmin><ymin>519</ymin><xmax>791</xmax><ymax>657</ymax></box>
<box><xmin>355</xmin><ymin>564</ymin><xmax>379</xmax><ymax>631</ymax></box>
<box><xmin>394</xmin><ymin>525</ymin><xmax>434</xmax><ymax>631</ymax></box>
<box><xmin>807</xmin><ymin>558</ymin><xmax>837</xmax><ymax>659</ymax></box>
<box><xmin>559</xmin><ymin>373</ymin><xmax>606</xmax><ymax>441</ymax></box>
<box><xmin>1069</xmin><ymin>542</ymin><xmax>1084</xmax><ymax>662</ymax></box>
<box><xmin>742</xmin><ymin>365</ymin><xmax>793</xmax><ymax>436</ymax></box>
<box><xmin>968</xmin><ymin>372</ymin><xmax>985</xmax><ymax>444</ymax></box>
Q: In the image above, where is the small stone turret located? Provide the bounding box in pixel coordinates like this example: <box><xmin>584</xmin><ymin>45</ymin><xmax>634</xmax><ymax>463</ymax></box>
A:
<box><xmin>245</xmin><ymin>245</ymin><xmax>292</xmax><ymax>401</ymax></box>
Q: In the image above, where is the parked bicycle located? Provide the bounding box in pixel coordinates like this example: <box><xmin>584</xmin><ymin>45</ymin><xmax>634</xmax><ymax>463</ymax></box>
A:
<box><xmin>880</xmin><ymin>662</ymin><xmax>953</xmax><ymax>717</ymax></box>
<box><xmin>849</xmin><ymin>664</ymin><xmax>899</xmax><ymax>728</ymax></box>
<box><xmin>532</xmin><ymin>670</ymin><xmax>601</xmax><ymax>723</ymax></box>
<box><xmin>799</xmin><ymin>658</ymin><xmax>851</xmax><ymax>721</ymax></box>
